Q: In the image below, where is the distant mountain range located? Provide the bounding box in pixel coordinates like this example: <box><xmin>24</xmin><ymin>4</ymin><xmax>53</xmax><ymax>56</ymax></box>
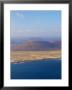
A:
<box><xmin>11</xmin><ymin>38</ymin><xmax>61</xmax><ymax>51</ymax></box>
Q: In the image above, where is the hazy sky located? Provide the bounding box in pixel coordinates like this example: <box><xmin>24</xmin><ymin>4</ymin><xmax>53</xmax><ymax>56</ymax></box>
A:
<box><xmin>10</xmin><ymin>10</ymin><xmax>61</xmax><ymax>39</ymax></box>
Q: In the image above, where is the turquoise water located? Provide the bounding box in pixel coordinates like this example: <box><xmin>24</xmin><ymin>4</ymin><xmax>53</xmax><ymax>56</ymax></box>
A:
<box><xmin>11</xmin><ymin>59</ymin><xmax>61</xmax><ymax>79</ymax></box>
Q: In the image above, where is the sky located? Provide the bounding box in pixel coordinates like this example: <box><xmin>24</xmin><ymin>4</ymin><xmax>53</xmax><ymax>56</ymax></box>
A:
<box><xmin>10</xmin><ymin>10</ymin><xmax>61</xmax><ymax>40</ymax></box>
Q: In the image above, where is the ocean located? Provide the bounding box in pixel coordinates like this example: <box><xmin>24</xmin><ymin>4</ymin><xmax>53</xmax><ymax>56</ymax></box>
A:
<box><xmin>11</xmin><ymin>59</ymin><xmax>61</xmax><ymax>79</ymax></box>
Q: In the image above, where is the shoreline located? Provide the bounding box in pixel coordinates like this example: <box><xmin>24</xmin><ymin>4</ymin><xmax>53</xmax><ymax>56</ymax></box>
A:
<box><xmin>11</xmin><ymin>50</ymin><xmax>61</xmax><ymax>64</ymax></box>
<box><xmin>11</xmin><ymin>58</ymin><xmax>61</xmax><ymax>64</ymax></box>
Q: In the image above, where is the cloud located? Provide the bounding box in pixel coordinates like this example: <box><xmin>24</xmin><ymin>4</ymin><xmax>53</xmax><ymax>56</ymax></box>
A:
<box><xmin>16</xmin><ymin>12</ymin><xmax>24</xmax><ymax>18</ymax></box>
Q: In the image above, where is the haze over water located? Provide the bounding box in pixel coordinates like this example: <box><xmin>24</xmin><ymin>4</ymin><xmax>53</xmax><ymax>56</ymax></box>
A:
<box><xmin>11</xmin><ymin>11</ymin><xmax>61</xmax><ymax>40</ymax></box>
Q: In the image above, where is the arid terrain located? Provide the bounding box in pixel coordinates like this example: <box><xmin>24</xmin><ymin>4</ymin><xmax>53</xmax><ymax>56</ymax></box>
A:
<box><xmin>11</xmin><ymin>50</ymin><xmax>61</xmax><ymax>63</ymax></box>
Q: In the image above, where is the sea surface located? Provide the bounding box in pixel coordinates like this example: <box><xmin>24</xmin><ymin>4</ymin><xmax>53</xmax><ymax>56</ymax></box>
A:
<box><xmin>11</xmin><ymin>59</ymin><xmax>61</xmax><ymax>79</ymax></box>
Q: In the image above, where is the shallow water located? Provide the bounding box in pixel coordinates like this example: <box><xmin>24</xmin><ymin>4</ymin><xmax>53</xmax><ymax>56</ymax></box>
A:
<box><xmin>11</xmin><ymin>59</ymin><xmax>61</xmax><ymax>79</ymax></box>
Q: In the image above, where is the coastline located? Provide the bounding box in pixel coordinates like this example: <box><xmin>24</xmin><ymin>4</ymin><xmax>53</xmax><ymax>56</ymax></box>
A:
<box><xmin>11</xmin><ymin>50</ymin><xmax>61</xmax><ymax>63</ymax></box>
<box><xmin>11</xmin><ymin>58</ymin><xmax>61</xmax><ymax>64</ymax></box>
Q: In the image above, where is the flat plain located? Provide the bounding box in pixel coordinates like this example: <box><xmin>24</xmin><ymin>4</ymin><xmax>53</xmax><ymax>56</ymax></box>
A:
<box><xmin>11</xmin><ymin>50</ymin><xmax>61</xmax><ymax>63</ymax></box>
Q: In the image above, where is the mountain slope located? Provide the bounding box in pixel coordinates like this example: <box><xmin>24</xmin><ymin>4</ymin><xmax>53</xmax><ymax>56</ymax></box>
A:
<box><xmin>11</xmin><ymin>40</ymin><xmax>61</xmax><ymax>51</ymax></box>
